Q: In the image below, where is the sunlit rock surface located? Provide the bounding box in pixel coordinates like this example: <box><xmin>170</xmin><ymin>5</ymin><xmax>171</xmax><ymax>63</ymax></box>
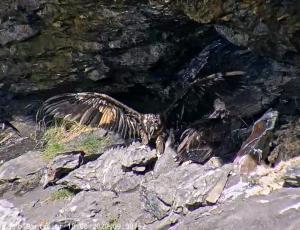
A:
<box><xmin>0</xmin><ymin>1</ymin><xmax>299</xmax><ymax>230</ymax></box>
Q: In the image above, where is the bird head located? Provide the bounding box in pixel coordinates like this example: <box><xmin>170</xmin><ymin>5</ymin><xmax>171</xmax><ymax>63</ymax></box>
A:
<box><xmin>142</xmin><ymin>113</ymin><xmax>163</xmax><ymax>141</ymax></box>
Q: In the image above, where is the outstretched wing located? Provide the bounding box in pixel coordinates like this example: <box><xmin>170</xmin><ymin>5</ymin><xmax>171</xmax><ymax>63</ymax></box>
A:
<box><xmin>176</xmin><ymin>128</ymin><xmax>213</xmax><ymax>164</ymax></box>
<box><xmin>37</xmin><ymin>92</ymin><xmax>141</xmax><ymax>139</ymax></box>
<box><xmin>162</xmin><ymin>71</ymin><xmax>245</xmax><ymax>121</ymax></box>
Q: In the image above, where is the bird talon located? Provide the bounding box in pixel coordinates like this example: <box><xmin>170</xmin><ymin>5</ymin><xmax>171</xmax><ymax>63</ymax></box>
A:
<box><xmin>137</xmin><ymin>145</ymin><xmax>148</xmax><ymax>150</ymax></box>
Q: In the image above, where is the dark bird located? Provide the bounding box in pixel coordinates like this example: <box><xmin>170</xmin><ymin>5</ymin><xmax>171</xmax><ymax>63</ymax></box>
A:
<box><xmin>176</xmin><ymin>98</ymin><xmax>232</xmax><ymax>163</ymax></box>
<box><xmin>37</xmin><ymin>71</ymin><xmax>245</xmax><ymax>156</ymax></box>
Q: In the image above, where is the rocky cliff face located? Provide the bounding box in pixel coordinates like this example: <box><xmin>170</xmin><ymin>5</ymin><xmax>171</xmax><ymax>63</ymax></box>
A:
<box><xmin>0</xmin><ymin>0</ymin><xmax>214</xmax><ymax>96</ymax></box>
<box><xmin>0</xmin><ymin>0</ymin><xmax>299</xmax><ymax>116</ymax></box>
<box><xmin>0</xmin><ymin>1</ymin><xmax>299</xmax><ymax>230</ymax></box>
<box><xmin>153</xmin><ymin>0</ymin><xmax>300</xmax><ymax>65</ymax></box>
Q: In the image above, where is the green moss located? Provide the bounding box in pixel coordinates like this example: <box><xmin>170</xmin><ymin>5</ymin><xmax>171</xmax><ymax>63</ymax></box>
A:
<box><xmin>42</xmin><ymin>126</ymin><xmax>67</xmax><ymax>160</ymax></box>
<box><xmin>43</xmin><ymin>142</ymin><xmax>66</xmax><ymax>160</ymax></box>
<box><xmin>51</xmin><ymin>188</ymin><xmax>75</xmax><ymax>201</ymax></box>
<box><xmin>77</xmin><ymin>133</ymin><xmax>109</xmax><ymax>155</ymax></box>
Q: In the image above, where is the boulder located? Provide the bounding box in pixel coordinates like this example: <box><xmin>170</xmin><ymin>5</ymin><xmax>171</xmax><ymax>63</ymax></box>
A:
<box><xmin>43</xmin><ymin>151</ymin><xmax>85</xmax><ymax>188</ymax></box>
<box><xmin>142</xmin><ymin>163</ymin><xmax>232</xmax><ymax>216</ymax></box>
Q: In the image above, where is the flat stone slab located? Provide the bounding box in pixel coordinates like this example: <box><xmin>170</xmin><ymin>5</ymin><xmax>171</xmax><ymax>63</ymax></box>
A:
<box><xmin>0</xmin><ymin>151</ymin><xmax>46</xmax><ymax>182</ymax></box>
<box><xmin>51</xmin><ymin>190</ymin><xmax>144</xmax><ymax>230</ymax></box>
<box><xmin>173</xmin><ymin>188</ymin><xmax>300</xmax><ymax>230</ymax></box>
<box><xmin>0</xmin><ymin>199</ymin><xmax>27</xmax><ymax>230</ymax></box>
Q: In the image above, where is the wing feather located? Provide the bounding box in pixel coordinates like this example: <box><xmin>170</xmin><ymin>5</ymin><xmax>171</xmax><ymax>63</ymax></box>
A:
<box><xmin>121</xmin><ymin>115</ymin><xmax>128</xmax><ymax>138</ymax></box>
<box><xmin>162</xmin><ymin>71</ymin><xmax>245</xmax><ymax>120</ymax></box>
<box><xmin>128</xmin><ymin>118</ymin><xmax>136</xmax><ymax>139</ymax></box>
<box><xmin>38</xmin><ymin>92</ymin><xmax>141</xmax><ymax>139</ymax></box>
<box><xmin>110</xmin><ymin>109</ymin><xmax>119</xmax><ymax>132</ymax></box>
<box><xmin>177</xmin><ymin>128</ymin><xmax>213</xmax><ymax>164</ymax></box>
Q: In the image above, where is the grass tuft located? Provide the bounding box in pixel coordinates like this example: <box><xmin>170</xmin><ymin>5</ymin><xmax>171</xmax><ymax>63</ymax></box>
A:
<box><xmin>50</xmin><ymin>188</ymin><xmax>75</xmax><ymax>201</ymax></box>
<box><xmin>42</xmin><ymin>122</ymin><xmax>111</xmax><ymax>160</ymax></box>
<box><xmin>77</xmin><ymin>133</ymin><xmax>109</xmax><ymax>154</ymax></box>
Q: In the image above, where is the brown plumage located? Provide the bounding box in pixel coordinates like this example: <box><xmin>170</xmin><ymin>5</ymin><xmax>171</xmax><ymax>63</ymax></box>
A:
<box><xmin>38</xmin><ymin>71</ymin><xmax>244</xmax><ymax>156</ymax></box>
<box><xmin>37</xmin><ymin>92</ymin><xmax>166</xmax><ymax>155</ymax></box>
<box><xmin>177</xmin><ymin>128</ymin><xmax>213</xmax><ymax>163</ymax></box>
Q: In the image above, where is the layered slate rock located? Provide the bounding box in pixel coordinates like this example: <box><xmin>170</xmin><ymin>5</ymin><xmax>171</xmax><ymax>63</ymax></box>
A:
<box><xmin>0</xmin><ymin>144</ymin><xmax>299</xmax><ymax>230</ymax></box>
<box><xmin>284</xmin><ymin>165</ymin><xmax>300</xmax><ymax>188</ymax></box>
<box><xmin>0</xmin><ymin>151</ymin><xmax>46</xmax><ymax>197</ymax></box>
<box><xmin>268</xmin><ymin>118</ymin><xmax>300</xmax><ymax>165</ymax></box>
<box><xmin>51</xmin><ymin>190</ymin><xmax>145</xmax><ymax>230</ymax></box>
<box><xmin>141</xmin><ymin>163</ymin><xmax>232</xmax><ymax>219</ymax></box>
<box><xmin>153</xmin><ymin>0</ymin><xmax>300</xmax><ymax>66</ymax></box>
<box><xmin>43</xmin><ymin>151</ymin><xmax>85</xmax><ymax>188</ymax></box>
<box><xmin>58</xmin><ymin>142</ymin><xmax>156</xmax><ymax>192</ymax></box>
<box><xmin>222</xmin><ymin>157</ymin><xmax>300</xmax><ymax>200</ymax></box>
<box><xmin>0</xmin><ymin>1</ymin><xmax>299</xmax><ymax>230</ymax></box>
<box><xmin>0</xmin><ymin>0</ymin><xmax>41</xmax><ymax>46</ymax></box>
<box><xmin>120</xmin><ymin>144</ymin><xmax>157</xmax><ymax>173</ymax></box>
<box><xmin>172</xmin><ymin>188</ymin><xmax>300</xmax><ymax>230</ymax></box>
<box><xmin>0</xmin><ymin>0</ymin><xmax>213</xmax><ymax>95</ymax></box>
<box><xmin>0</xmin><ymin>23</ymin><xmax>39</xmax><ymax>46</ymax></box>
<box><xmin>234</xmin><ymin>110</ymin><xmax>278</xmax><ymax>174</ymax></box>
<box><xmin>0</xmin><ymin>200</ymin><xmax>27</xmax><ymax>230</ymax></box>
<box><xmin>0</xmin><ymin>116</ymin><xmax>38</xmax><ymax>162</ymax></box>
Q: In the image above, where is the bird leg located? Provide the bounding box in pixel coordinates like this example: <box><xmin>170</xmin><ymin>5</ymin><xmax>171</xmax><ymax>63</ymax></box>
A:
<box><xmin>137</xmin><ymin>130</ymin><xmax>149</xmax><ymax>150</ymax></box>
<box><xmin>155</xmin><ymin>134</ymin><xmax>166</xmax><ymax>157</ymax></box>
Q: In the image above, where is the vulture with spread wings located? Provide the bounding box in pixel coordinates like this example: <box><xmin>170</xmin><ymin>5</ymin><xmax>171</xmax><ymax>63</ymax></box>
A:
<box><xmin>38</xmin><ymin>92</ymin><xmax>166</xmax><ymax>154</ymax></box>
<box><xmin>37</xmin><ymin>71</ymin><xmax>244</xmax><ymax>156</ymax></box>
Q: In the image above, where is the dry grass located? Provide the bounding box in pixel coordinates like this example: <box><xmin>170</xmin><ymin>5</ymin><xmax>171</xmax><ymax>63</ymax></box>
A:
<box><xmin>42</xmin><ymin>121</ymin><xmax>110</xmax><ymax>160</ymax></box>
